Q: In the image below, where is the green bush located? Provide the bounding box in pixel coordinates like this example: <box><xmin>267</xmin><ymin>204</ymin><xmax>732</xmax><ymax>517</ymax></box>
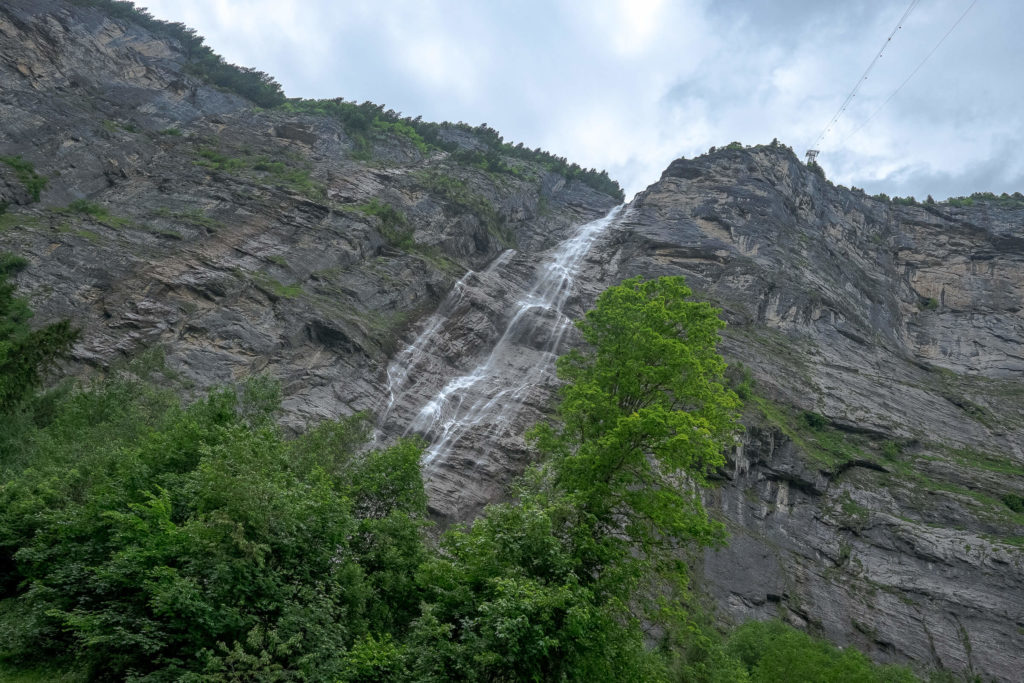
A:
<box><xmin>63</xmin><ymin>199</ymin><xmax>109</xmax><ymax>217</ymax></box>
<box><xmin>1002</xmin><ymin>493</ymin><xmax>1024</xmax><ymax>514</ymax></box>
<box><xmin>0</xmin><ymin>374</ymin><xmax>428</xmax><ymax>680</ymax></box>
<box><xmin>802</xmin><ymin>411</ymin><xmax>829</xmax><ymax>430</ymax></box>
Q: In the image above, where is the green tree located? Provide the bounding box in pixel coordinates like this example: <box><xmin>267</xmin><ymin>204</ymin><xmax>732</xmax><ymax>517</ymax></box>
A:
<box><xmin>0</xmin><ymin>373</ymin><xmax>429</xmax><ymax>680</ymax></box>
<box><xmin>405</xmin><ymin>482</ymin><xmax>666</xmax><ymax>681</ymax></box>
<box><xmin>0</xmin><ymin>253</ymin><xmax>78</xmax><ymax>412</ymax></box>
<box><xmin>530</xmin><ymin>275</ymin><xmax>741</xmax><ymax>564</ymax></box>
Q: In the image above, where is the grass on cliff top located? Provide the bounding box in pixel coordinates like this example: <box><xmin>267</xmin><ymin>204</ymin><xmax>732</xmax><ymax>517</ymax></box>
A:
<box><xmin>279</xmin><ymin>98</ymin><xmax>625</xmax><ymax>200</ymax></box>
<box><xmin>69</xmin><ymin>0</ymin><xmax>286</xmax><ymax>107</ymax></box>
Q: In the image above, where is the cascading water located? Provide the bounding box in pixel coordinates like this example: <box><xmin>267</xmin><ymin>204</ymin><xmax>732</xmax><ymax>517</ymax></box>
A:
<box><xmin>382</xmin><ymin>205</ymin><xmax>624</xmax><ymax>472</ymax></box>
<box><xmin>378</xmin><ymin>248</ymin><xmax>516</xmax><ymax>426</ymax></box>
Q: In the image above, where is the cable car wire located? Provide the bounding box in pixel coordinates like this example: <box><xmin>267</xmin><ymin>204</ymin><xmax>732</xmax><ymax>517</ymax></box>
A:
<box><xmin>810</xmin><ymin>0</ymin><xmax>920</xmax><ymax>151</ymax></box>
<box><xmin>841</xmin><ymin>0</ymin><xmax>979</xmax><ymax>145</ymax></box>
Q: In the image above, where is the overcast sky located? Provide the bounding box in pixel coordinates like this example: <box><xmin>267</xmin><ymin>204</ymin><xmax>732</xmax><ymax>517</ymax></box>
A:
<box><xmin>142</xmin><ymin>0</ymin><xmax>1022</xmax><ymax>201</ymax></box>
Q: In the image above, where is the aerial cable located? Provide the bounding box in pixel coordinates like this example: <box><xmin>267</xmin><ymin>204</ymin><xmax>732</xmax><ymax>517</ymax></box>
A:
<box><xmin>807</xmin><ymin>0</ymin><xmax>919</xmax><ymax>158</ymax></box>
<box><xmin>841</xmin><ymin>0</ymin><xmax>979</xmax><ymax>145</ymax></box>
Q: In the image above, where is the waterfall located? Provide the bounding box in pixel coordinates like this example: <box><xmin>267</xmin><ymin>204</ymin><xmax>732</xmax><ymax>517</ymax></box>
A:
<box><xmin>378</xmin><ymin>248</ymin><xmax>516</xmax><ymax>425</ymax></box>
<box><xmin>382</xmin><ymin>205</ymin><xmax>624</xmax><ymax>470</ymax></box>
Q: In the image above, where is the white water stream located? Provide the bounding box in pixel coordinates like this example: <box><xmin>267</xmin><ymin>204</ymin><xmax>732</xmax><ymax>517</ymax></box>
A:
<box><xmin>382</xmin><ymin>205</ymin><xmax>624</xmax><ymax>469</ymax></box>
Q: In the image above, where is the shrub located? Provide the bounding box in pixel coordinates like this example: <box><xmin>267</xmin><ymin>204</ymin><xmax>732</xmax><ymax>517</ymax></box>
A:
<box><xmin>807</xmin><ymin>160</ymin><xmax>826</xmax><ymax>179</ymax></box>
<box><xmin>727</xmin><ymin>620</ymin><xmax>918</xmax><ymax>682</ymax></box>
<box><xmin>64</xmin><ymin>199</ymin><xmax>109</xmax><ymax>217</ymax></box>
<box><xmin>1002</xmin><ymin>493</ymin><xmax>1024</xmax><ymax>514</ymax></box>
<box><xmin>801</xmin><ymin>411</ymin><xmax>828</xmax><ymax>429</ymax></box>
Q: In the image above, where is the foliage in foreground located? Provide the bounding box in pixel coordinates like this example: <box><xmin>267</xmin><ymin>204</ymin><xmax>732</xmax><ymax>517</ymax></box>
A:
<box><xmin>0</xmin><ymin>268</ymin><xmax>920</xmax><ymax>681</ymax></box>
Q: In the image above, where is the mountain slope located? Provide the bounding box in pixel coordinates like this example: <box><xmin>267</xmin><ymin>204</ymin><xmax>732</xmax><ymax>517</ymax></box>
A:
<box><xmin>0</xmin><ymin>0</ymin><xmax>618</xmax><ymax>431</ymax></box>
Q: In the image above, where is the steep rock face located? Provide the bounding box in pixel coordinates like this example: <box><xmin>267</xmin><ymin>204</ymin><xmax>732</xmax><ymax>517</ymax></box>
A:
<box><xmin>0</xmin><ymin>0</ymin><xmax>617</xmax><ymax>429</ymax></box>
<box><xmin>378</xmin><ymin>141</ymin><xmax>1024</xmax><ymax>679</ymax></box>
<box><xmin>590</xmin><ymin>147</ymin><xmax>1024</xmax><ymax>680</ymax></box>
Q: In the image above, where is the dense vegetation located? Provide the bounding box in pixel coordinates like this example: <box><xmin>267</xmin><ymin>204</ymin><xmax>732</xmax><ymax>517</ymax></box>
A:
<box><xmin>0</xmin><ymin>262</ymin><xmax>922</xmax><ymax>680</ymax></box>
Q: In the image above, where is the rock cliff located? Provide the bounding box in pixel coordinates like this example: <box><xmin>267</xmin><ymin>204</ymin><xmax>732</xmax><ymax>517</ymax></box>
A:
<box><xmin>0</xmin><ymin>0</ymin><xmax>617</xmax><ymax>432</ymax></box>
<box><xmin>602</xmin><ymin>148</ymin><xmax>1024</xmax><ymax>680</ymax></box>
<box><xmin>1</xmin><ymin>2</ymin><xmax>1021</xmax><ymax>680</ymax></box>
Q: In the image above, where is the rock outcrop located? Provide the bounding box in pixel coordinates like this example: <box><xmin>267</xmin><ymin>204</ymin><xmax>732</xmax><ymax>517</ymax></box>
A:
<box><xmin>1</xmin><ymin>2</ymin><xmax>1022</xmax><ymax>680</ymax></box>
<box><xmin>595</xmin><ymin>147</ymin><xmax>1024</xmax><ymax>680</ymax></box>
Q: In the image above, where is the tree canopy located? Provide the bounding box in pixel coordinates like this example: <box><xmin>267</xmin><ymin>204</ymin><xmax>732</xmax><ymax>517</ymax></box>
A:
<box><xmin>531</xmin><ymin>275</ymin><xmax>741</xmax><ymax>563</ymax></box>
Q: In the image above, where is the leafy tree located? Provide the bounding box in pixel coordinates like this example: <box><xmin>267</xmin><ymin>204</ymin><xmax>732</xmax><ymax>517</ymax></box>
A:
<box><xmin>405</xmin><ymin>481</ymin><xmax>666</xmax><ymax>681</ymax></box>
<box><xmin>0</xmin><ymin>371</ymin><xmax>428</xmax><ymax>680</ymax></box>
<box><xmin>0</xmin><ymin>253</ymin><xmax>78</xmax><ymax>412</ymax></box>
<box><xmin>530</xmin><ymin>275</ymin><xmax>741</xmax><ymax>564</ymax></box>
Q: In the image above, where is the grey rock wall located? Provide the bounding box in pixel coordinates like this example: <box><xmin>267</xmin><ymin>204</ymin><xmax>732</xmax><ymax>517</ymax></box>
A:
<box><xmin>0</xmin><ymin>0</ymin><xmax>617</xmax><ymax>432</ymax></box>
<box><xmin>592</xmin><ymin>146</ymin><xmax>1024</xmax><ymax>680</ymax></box>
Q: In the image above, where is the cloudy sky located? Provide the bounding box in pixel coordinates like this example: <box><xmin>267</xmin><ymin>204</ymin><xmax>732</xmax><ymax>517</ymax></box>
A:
<box><xmin>142</xmin><ymin>0</ymin><xmax>1021</xmax><ymax>200</ymax></box>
